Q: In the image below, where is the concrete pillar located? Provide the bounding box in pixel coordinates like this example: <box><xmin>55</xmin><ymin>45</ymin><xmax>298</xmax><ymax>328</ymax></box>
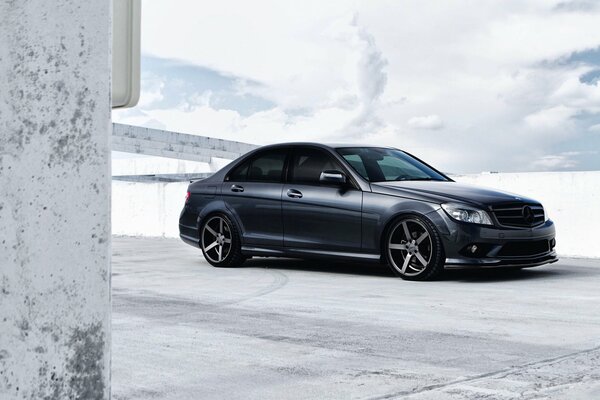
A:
<box><xmin>0</xmin><ymin>1</ymin><xmax>111</xmax><ymax>399</ymax></box>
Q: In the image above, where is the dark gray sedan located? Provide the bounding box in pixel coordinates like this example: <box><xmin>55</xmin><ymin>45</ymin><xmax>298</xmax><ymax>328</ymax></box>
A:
<box><xmin>179</xmin><ymin>143</ymin><xmax>557</xmax><ymax>280</ymax></box>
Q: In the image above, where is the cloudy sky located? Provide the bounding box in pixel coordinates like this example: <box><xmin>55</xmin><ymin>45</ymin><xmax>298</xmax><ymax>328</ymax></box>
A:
<box><xmin>113</xmin><ymin>0</ymin><xmax>600</xmax><ymax>173</ymax></box>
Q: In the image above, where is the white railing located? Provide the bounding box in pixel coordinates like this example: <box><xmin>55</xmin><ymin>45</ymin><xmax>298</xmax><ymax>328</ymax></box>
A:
<box><xmin>112</xmin><ymin>123</ymin><xmax>258</xmax><ymax>181</ymax></box>
<box><xmin>112</xmin><ymin>123</ymin><xmax>258</xmax><ymax>163</ymax></box>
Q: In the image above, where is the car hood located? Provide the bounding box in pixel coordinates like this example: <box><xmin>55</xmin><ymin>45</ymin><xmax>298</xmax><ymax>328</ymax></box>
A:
<box><xmin>370</xmin><ymin>181</ymin><xmax>539</xmax><ymax>207</ymax></box>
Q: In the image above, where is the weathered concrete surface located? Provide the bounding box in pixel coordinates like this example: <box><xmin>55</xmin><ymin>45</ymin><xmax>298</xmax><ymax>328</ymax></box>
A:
<box><xmin>112</xmin><ymin>237</ymin><xmax>600</xmax><ymax>400</ymax></box>
<box><xmin>0</xmin><ymin>1</ymin><xmax>111</xmax><ymax>399</ymax></box>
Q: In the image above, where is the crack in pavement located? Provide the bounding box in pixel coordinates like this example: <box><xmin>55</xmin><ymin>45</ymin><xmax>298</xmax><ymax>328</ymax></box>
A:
<box><xmin>113</xmin><ymin>267</ymin><xmax>289</xmax><ymax>318</ymax></box>
<box><xmin>366</xmin><ymin>344</ymin><xmax>600</xmax><ymax>399</ymax></box>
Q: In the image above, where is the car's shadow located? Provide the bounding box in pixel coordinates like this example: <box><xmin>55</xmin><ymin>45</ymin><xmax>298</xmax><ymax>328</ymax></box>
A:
<box><xmin>243</xmin><ymin>257</ymin><xmax>592</xmax><ymax>282</ymax></box>
<box><xmin>244</xmin><ymin>257</ymin><xmax>394</xmax><ymax>277</ymax></box>
<box><xmin>439</xmin><ymin>267</ymin><xmax>568</xmax><ymax>282</ymax></box>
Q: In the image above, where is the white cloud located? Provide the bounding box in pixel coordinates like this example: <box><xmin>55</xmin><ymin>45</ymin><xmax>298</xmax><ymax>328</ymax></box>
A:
<box><xmin>113</xmin><ymin>0</ymin><xmax>600</xmax><ymax>172</ymax></box>
<box><xmin>524</xmin><ymin>105</ymin><xmax>578</xmax><ymax>129</ymax></box>
<box><xmin>343</xmin><ymin>16</ymin><xmax>388</xmax><ymax>136</ymax></box>
<box><xmin>589</xmin><ymin>123</ymin><xmax>600</xmax><ymax>132</ymax></box>
<box><xmin>136</xmin><ymin>74</ymin><xmax>164</xmax><ymax>108</ymax></box>
<box><xmin>407</xmin><ymin>115</ymin><xmax>444</xmax><ymax>130</ymax></box>
<box><xmin>531</xmin><ymin>153</ymin><xmax>579</xmax><ymax>170</ymax></box>
<box><xmin>115</xmin><ymin>101</ymin><xmax>359</xmax><ymax>145</ymax></box>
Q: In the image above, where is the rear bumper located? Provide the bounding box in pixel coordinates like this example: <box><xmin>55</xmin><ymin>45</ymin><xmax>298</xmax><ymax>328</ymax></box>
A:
<box><xmin>180</xmin><ymin>232</ymin><xmax>200</xmax><ymax>248</ymax></box>
<box><xmin>179</xmin><ymin>206</ymin><xmax>200</xmax><ymax>248</ymax></box>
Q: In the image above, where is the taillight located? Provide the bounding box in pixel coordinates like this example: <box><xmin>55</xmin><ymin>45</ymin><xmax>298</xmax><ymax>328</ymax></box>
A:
<box><xmin>185</xmin><ymin>191</ymin><xmax>191</xmax><ymax>204</ymax></box>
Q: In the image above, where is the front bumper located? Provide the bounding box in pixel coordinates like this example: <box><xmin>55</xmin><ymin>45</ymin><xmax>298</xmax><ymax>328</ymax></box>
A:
<box><xmin>428</xmin><ymin>208</ymin><xmax>558</xmax><ymax>269</ymax></box>
<box><xmin>445</xmin><ymin>252</ymin><xmax>558</xmax><ymax>269</ymax></box>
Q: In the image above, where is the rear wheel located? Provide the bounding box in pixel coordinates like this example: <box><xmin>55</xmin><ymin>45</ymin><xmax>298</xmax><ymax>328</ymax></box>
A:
<box><xmin>384</xmin><ymin>215</ymin><xmax>445</xmax><ymax>281</ymax></box>
<box><xmin>200</xmin><ymin>214</ymin><xmax>246</xmax><ymax>267</ymax></box>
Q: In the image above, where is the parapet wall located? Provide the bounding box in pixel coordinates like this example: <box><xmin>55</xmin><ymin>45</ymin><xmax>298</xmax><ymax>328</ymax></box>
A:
<box><xmin>112</xmin><ymin>171</ymin><xmax>600</xmax><ymax>258</ymax></box>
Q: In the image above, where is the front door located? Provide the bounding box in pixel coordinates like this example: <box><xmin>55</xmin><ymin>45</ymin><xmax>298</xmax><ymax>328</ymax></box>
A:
<box><xmin>282</xmin><ymin>147</ymin><xmax>362</xmax><ymax>252</ymax></box>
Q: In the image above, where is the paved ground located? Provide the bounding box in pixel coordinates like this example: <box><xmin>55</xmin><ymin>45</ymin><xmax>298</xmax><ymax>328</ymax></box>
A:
<box><xmin>112</xmin><ymin>237</ymin><xmax>600</xmax><ymax>400</ymax></box>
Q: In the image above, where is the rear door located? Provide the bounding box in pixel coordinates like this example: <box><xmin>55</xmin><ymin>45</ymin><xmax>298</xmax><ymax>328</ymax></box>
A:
<box><xmin>282</xmin><ymin>147</ymin><xmax>363</xmax><ymax>252</ymax></box>
<box><xmin>223</xmin><ymin>148</ymin><xmax>289</xmax><ymax>247</ymax></box>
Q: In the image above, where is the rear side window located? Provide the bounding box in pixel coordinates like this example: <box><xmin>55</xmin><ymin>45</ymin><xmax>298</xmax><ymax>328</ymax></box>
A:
<box><xmin>228</xmin><ymin>162</ymin><xmax>249</xmax><ymax>181</ymax></box>
<box><xmin>290</xmin><ymin>148</ymin><xmax>341</xmax><ymax>184</ymax></box>
<box><xmin>228</xmin><ymin>149</ymin><xmax>287</xmax><ymax>182</ymax></box>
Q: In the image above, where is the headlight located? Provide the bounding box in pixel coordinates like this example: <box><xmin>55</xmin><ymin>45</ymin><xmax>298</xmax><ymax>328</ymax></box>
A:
<box><xmin>442</xmin><ymin>203</ymin><xmax>493</xmax><ymax>225</ymax></box>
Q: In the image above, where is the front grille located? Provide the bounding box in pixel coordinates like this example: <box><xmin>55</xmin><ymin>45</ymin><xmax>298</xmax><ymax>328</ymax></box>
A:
<box><xmin>491</xmin><ymin>202</ymin><xmax>545</xmax><ymax>228</ymax></box>
<box><xmin>497</xmin><ymin>240</ymin><xmax>550</xmax><ymax>257</ymax></box>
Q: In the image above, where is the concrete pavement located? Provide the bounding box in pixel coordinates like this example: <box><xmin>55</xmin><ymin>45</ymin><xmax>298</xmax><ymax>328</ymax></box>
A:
<box><xmin>112</xmin><ymin>237</ymin><xmax>600</xmax><ymax>399</ymax></box>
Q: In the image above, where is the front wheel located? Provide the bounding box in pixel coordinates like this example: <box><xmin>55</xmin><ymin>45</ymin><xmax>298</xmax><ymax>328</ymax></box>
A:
<box><xmin>384</xmin><ymin>215</ymin><xmax>445</xmax><ymax>281</ymax></box>
<box><xmin>200</xmin><ymin>214</ymin><xmax>246</xmax><ymax>267</ymax></box>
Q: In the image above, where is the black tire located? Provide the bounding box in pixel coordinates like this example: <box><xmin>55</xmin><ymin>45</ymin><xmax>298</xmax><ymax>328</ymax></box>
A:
<box><xmin>199</xmin><ymin>213</ymin><xmax>246</xmax><ymax>268</ymax></box>
<box><xmin>383</xmin><ymin>214</ymin><xmax>445</xmax><ymax>281</ymax></box>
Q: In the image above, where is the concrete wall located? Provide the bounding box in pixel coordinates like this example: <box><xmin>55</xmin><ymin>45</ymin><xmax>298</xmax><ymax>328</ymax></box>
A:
<box><xmin>0</xmin><ymin>1</ymin><xmax>111</xmax><ymax>399</ymax></box>
<box><xmin>113</xmin><ymin>181</ymin><xmax>188</xmax><ymax>238</ymax></box>
<box><xmin>113</xmin><ymin>153</ymin><xmax>218</xmax><ymax>176</ymax></box>
<box><xmin>112</xmin><ymin>171</ymin><xmax>600</xmax><ymax>258</ymax></box>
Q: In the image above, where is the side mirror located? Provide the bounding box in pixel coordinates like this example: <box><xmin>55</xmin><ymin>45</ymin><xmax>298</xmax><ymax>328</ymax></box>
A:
<box><xmin>319</xmin><ymin>170</ymin><xmax>347</xmax><ymax>184</ymax></box>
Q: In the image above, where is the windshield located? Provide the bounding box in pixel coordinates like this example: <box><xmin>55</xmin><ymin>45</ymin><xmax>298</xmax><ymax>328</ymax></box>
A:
<box><xmin>337</xmin><ymin>147</ymin><xmax>449</xmax><ymax>182</ymax></box>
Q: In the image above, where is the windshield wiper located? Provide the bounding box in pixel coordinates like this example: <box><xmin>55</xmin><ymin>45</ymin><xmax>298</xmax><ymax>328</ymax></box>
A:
<box><xmin>396</xmin><ymin>177</ymin><xmax>443</xmax><ymax>181</ymax></box>
<box><xmin>371</xmin><ymin>177</ymin><xmax>447</xmax><ymax>183</ymax></box>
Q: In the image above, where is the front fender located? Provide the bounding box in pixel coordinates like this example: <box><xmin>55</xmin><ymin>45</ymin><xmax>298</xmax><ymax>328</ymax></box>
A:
<box><xmin>361</xmin><ymin>192</ymin><xmax>443</xmax><ymax>253</ymax></box>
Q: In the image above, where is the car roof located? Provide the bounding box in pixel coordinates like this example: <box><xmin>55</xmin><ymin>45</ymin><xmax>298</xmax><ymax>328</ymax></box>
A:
<box><xmin>255</xmin><ymin>142</ymin><xmax>395</xmax><ymax>150</ymax></box>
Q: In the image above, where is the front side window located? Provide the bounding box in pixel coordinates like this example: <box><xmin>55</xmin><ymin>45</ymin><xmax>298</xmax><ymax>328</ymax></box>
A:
<box><xmin>228</xmin><ymin>149</ymin><xmax>287</xmax><ymax>182</ymax></box>
<box><xmin>290</xmin><ymin>148</ymin><xmax>342</xmax><ymax>184</ymax></box>
<box><xmin>337</xmin><ymin>147</ymin><xmax>448</xmax><ymax>182</ymax></box>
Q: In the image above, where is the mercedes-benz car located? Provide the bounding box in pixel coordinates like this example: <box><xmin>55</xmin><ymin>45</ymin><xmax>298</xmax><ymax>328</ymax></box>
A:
<box><xmin>179</xmin><ymin>143</ymin><xmax>557</xmax><ymax>280</ymax></box>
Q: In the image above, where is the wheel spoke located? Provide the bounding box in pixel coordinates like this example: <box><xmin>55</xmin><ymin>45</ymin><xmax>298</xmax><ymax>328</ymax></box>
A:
<box><xmin>415</xmin><ymin>252</ymin><xmax>428</xmax><ymax>267</ymax></box>
<box><xmin>389</xmin><ymin>218</ymin><xmax>435</xmax><ymax>276</ymax></box>
<box><xmin>416</xmin><ymin>231</ymin><xmax>429</xmax><ymax>244</ymax></box>
<box><xmin>402</xmin><ymin>222</ymin><xmax>411</xmax><ymax>240</ymax></box>
<box><xmin>205</xmin><ymin>225</ymin><xmax>218</xmax><ymax>237</ymax></box>
<box><xmin>202</xmin><ymin>216</ymin><xmax>233</xmax><ymax>264</ymax></box>
<box><xmin>401</xmin><ymin>254</ymin><xmax>412</xmax><ymax>273</ymax></box>
<box><xmin>407</xmin><ymin>263</ymin><xmax>424</xmax><ymax>272</ymax></box>
<box><xmin>204</xmin><ymin>241</ymin><xmax>218</xmax><ymax>252</ymax></box>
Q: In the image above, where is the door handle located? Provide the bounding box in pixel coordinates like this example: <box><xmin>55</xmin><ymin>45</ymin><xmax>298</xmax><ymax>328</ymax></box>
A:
<box><xmin>231</xmin><ymin>184</ymin><xmax>244</xmax><ymax>193</ymax></box>
<box><xmin>287</xmin><ymin>189</ymin><xmax>303</xmax><ymax>199</ymax></box>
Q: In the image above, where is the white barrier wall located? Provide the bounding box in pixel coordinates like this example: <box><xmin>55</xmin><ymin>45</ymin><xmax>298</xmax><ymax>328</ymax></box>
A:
<box><xmin>113</xmin><ymin>181</ymin><xmax>189</xmax><ymax>238</ymax></box>
<box><xmin>112</xmin><ymin>171</ymin><xmax>600</xmax><ymax>258</ymax></box>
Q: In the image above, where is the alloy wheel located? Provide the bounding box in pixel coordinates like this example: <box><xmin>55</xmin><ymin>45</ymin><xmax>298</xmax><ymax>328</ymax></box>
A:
<box><xmin>201</xmin><ymin>216</ymin><xmax>232</xmax><ymax>263</ymax></box>
<box><xmin>388</xmin><ymin>218</ymin><xmax>433</xmax><ymax>277</ymax></box>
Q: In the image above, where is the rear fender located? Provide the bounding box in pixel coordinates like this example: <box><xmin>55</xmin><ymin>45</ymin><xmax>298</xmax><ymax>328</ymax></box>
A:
<box><xmin>197</xmin><ymin>200</ymin><xmax>232</xmax><ymax>230</ymax></box>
